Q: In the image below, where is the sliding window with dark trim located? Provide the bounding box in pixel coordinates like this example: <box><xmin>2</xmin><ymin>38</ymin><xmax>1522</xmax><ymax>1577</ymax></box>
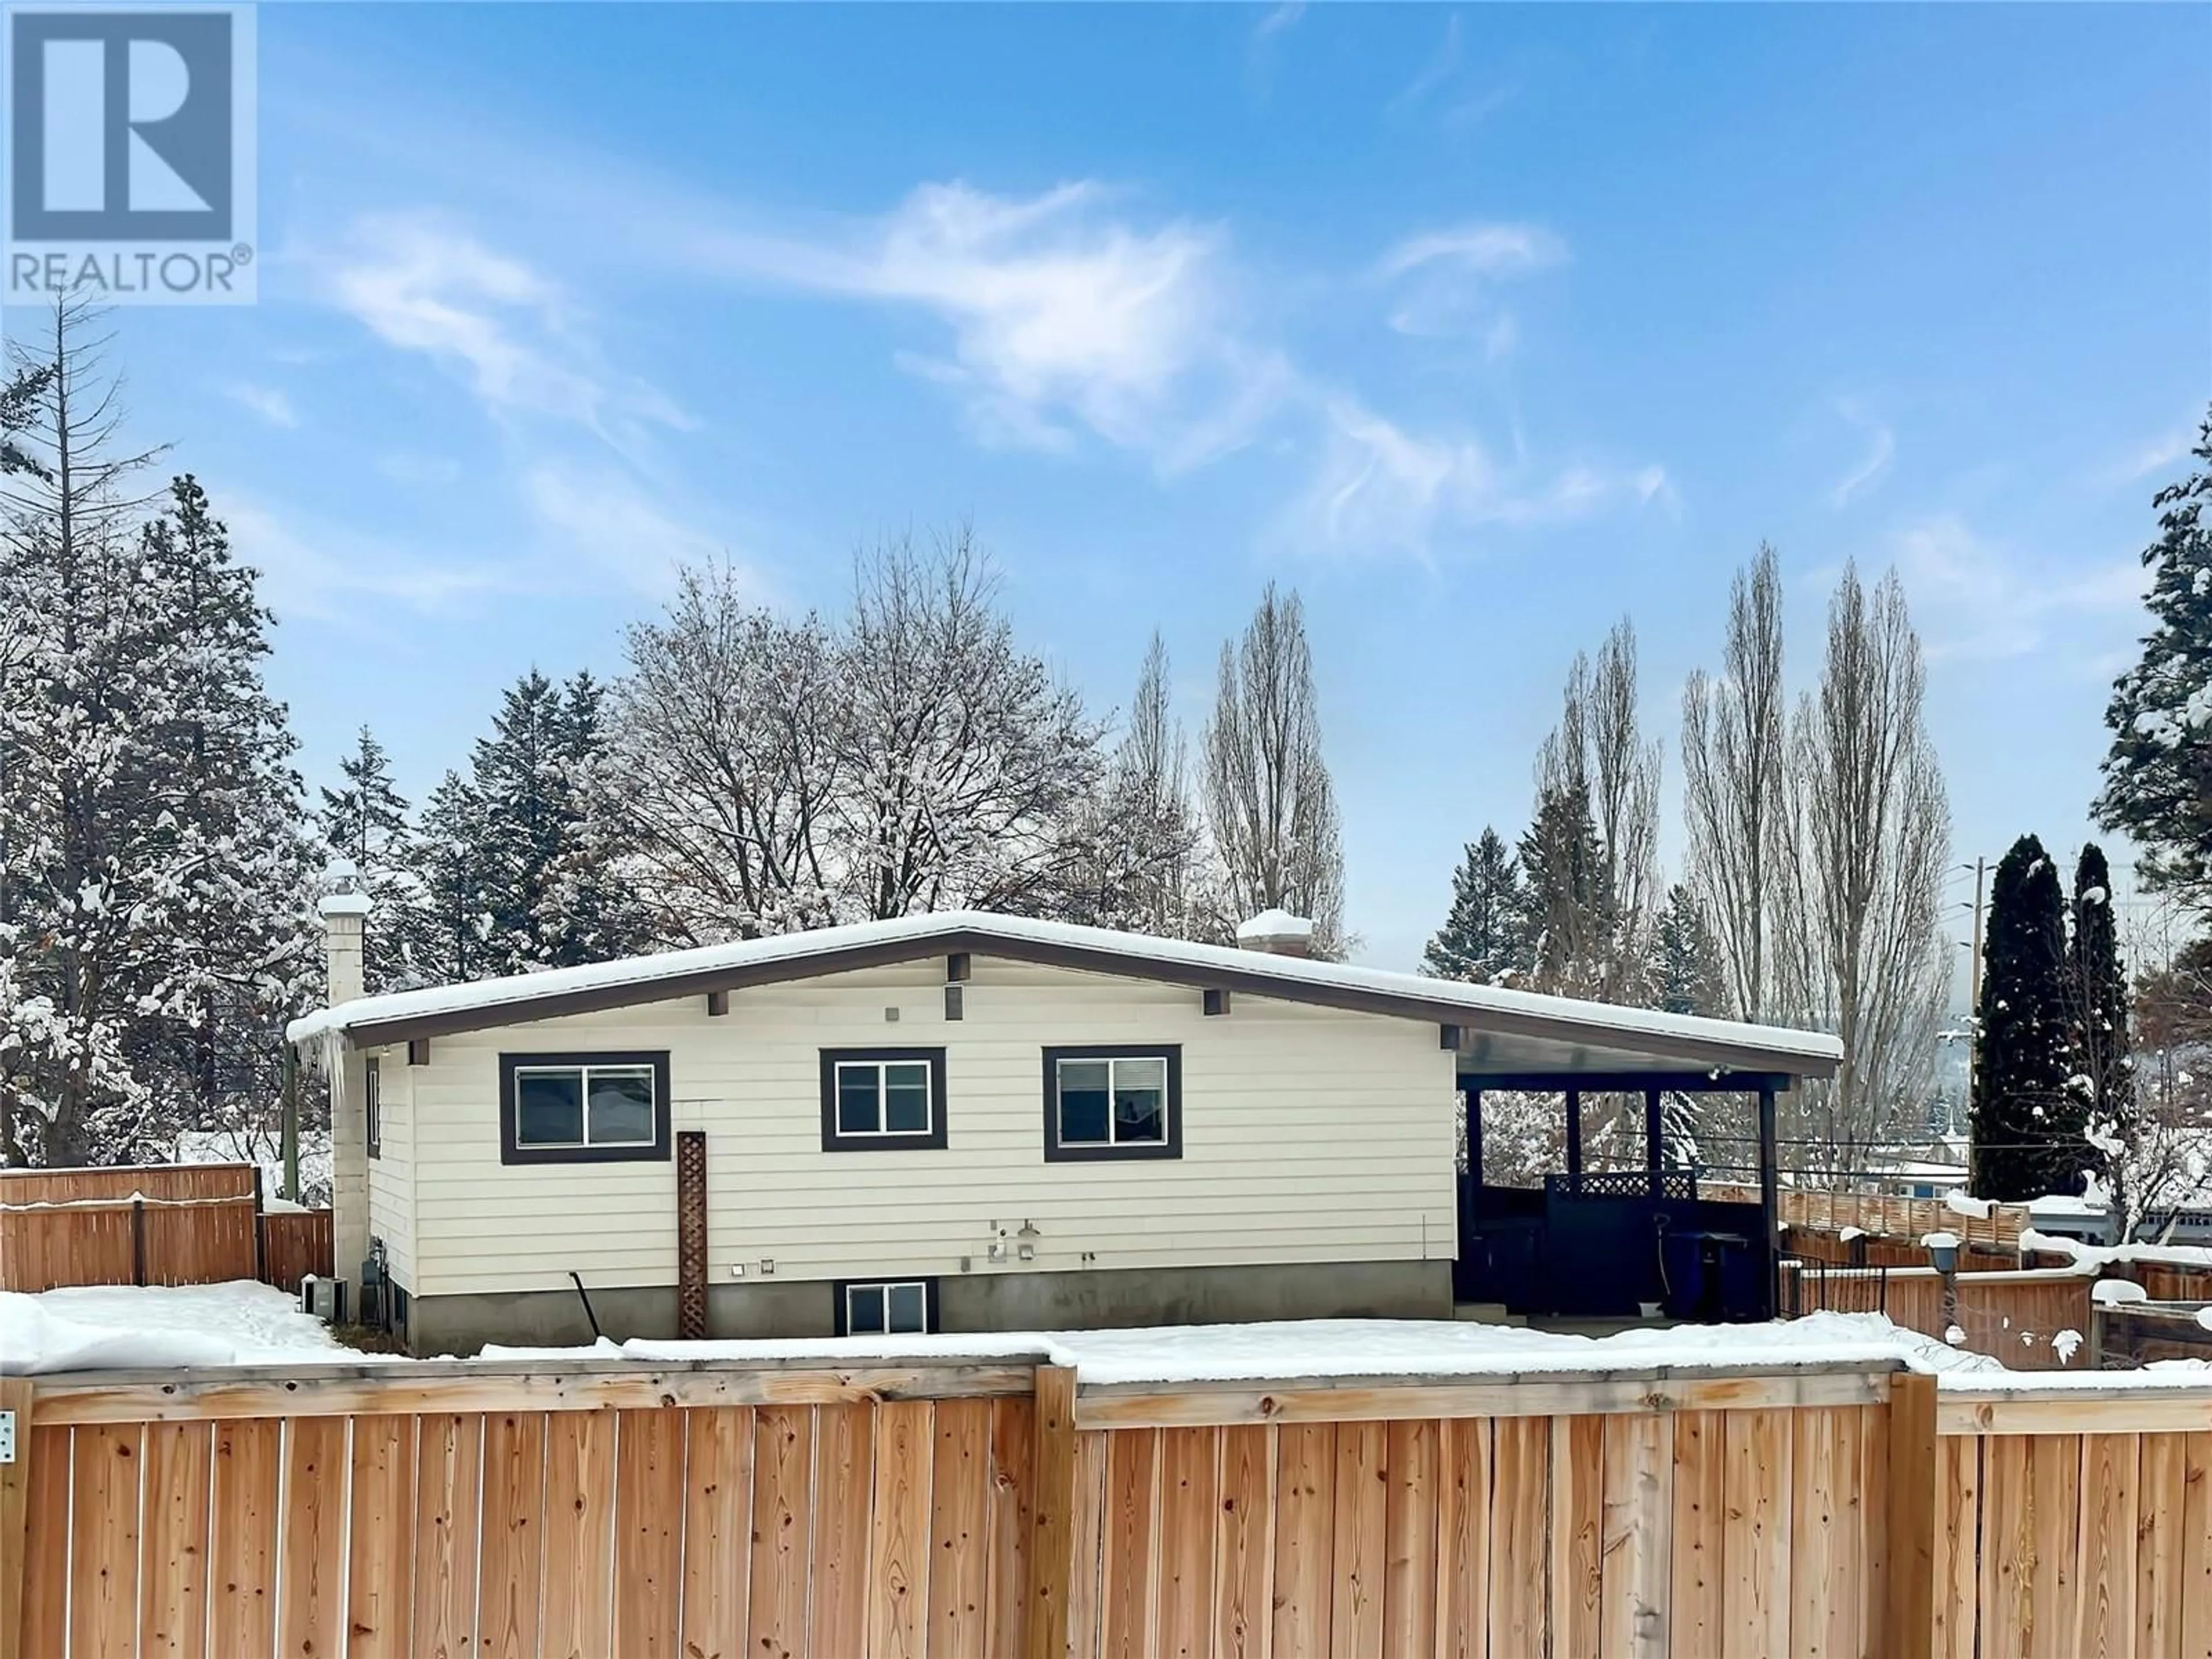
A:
<box><xmin>499</xmin><ymin>1051</ymin><xmax>672</xmax><ymax>1165</ymax></box>
<box><xmin>819</xmin><ymin>1048</ymin><xmax>949</xmax><ymax>1151</ymax></box>
<box><xmin>834</xmin><ymin>1277</ymin><xmax>939</xmax><ymax>1335</ymax></box>
<box><xmin>365</xmin><ymin>1056</ymin><xmax>381</xmax><ymax>1160</ymax></box>
<box><xmin>1042</xmin><ymin>1044</ymin><xmax>1181</xmax><ymax>1161</ymax></box>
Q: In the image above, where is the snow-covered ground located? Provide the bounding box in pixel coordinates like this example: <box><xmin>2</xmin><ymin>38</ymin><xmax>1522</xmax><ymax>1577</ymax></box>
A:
<box><xmin>1</xmin><ymin>1281</ymin><xmax>396</xmax><ymax>1374</ymax></box>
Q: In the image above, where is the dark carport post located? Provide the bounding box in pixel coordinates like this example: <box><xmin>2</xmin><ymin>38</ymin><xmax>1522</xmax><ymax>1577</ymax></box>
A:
<box><xmin>1757</xmin><ymin>1080</ymin><xmax>1782</xmax><ymax>1317</ymax></box>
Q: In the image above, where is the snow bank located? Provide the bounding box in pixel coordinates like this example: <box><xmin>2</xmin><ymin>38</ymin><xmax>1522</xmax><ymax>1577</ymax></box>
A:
<box><xmin>482</xmin><ymin>1313</ymin><xmax>1999</xmax><ymax>1386</ymax></box>
<box><xmin>2025</xmin><ymin>1229</ymin><xmax>2212</xmax><ymax>1271</ymax></box>
<box><xmin>1</xmin><ymin>1282</ymin><xmax>396</xmax><ymax>1374</ymax></box>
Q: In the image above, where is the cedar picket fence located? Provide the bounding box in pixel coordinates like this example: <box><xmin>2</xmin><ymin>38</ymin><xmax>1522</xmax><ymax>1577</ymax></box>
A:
<box><xmin>9</xmin><ymin>1353</ymin><xmax>2212</xmax><ymax>1658</ymax></box>
<box><xmin>0</xmin><ymin>1162</ymin><xmax>333</xmax><ymax>1295</ymax></box>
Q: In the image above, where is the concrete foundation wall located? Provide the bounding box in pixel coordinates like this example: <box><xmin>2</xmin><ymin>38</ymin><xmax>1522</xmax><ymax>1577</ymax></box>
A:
<box><xmin>400</xmin><ymin>1257</ymin><xmax>1452</xmax><ymax>1356</ymax></box>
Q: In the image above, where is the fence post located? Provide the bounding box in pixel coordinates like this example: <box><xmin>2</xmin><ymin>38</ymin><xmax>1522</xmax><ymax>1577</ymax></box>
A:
<box><xmin>130</xmin><ymin>1197</ymin><xmax>146</xmax><ymax>1287</ymax></box>
<box><xmin>1026</xmin><ymin>1365</ymin><xmax>1077</xmax><ymax>1659</ymax></box>
<box><xmin>1883</xmin><ymin>1370</ymin><xmax>1939</xmax><ymax>1659</ymax></box>
<box><xmin>0</xmin><ymin>1377</ymin><xmax>33</xmax><ymax>1659</ymax></box>
<box><xmin>252</xmin><ymin>1165</ymin><xmax>267</xmax><ymax>1286</ymax></box>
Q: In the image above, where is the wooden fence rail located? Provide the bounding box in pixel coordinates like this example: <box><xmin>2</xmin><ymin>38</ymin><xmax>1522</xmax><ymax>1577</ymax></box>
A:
<box><xmin>1704</xmin><ymin>1182</ymin><xmax>2029</xmax><ymax>1252</ymax></box>
<box><xmin>1783</xmin><ymin>1260</ymin><xmax>2096</xmax><ymax>1372</ymax></box>
<box><xmin>0</xmin><ymin>1162</ymin><xmax>331</xmax><ymax>1294</ymax></box>
<box><xmin>9</xmin><ymin>1354</ymin><xmax>2212</xmax><ymax>1658</ymax></box>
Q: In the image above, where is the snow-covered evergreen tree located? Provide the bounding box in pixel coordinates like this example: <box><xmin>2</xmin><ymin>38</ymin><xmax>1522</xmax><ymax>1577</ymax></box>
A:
<box><xmin>1971</xmin><ymin>835</ymin><xmax>2082</xmax><ymax>1199</ymax></box>
<box><xmin>400</xmin><ymin>770</ymin><xmax>497</xmax><ymax>985</ymax></box>
<box><xmin>128</xmin><ymin>475</ymin><xmax>317</xmax><ymax>1142</ymax></box>
<box><xmin>1519</xmin><ymin>783</ymin><xmax>1614</xmax><ymax>997</ymax></box>
<box><xmin>1649</xmin><ymin>883</ymin><xmax>1728</xmax><ymax>1016</ymax></box>
<box><xmin>1423</xmin><ymin>828</ymin><xmax>1530</xmax><ymax>984</ymax></box>
<box><xmin>399</xmin><ymin>670</ymin><xmax>650</xmax><ymax>981</ymax></box>
<box><xmin>2068</xmin><ymin>842</ymin><xmax>2140</xmax><ymax>1211</ymax></box>
<box><xmin>0</xmin><ymin>297</ymin><xmax>179</xmax><ymax>1165</ymax></box>
<box><xmin>316</xmin><ymin>728</ymin><xmax>414</xmax><ymax>991</ymax></box>
<box><xmin>2097</xmin><ymin>407</ymin><xmax>2212</xmax><ymax>906</ymax></box>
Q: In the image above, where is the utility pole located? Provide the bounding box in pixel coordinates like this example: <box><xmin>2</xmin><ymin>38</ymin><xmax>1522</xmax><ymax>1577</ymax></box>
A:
<box><xmin>1967</xmin><ymin>855</ymin><xmax>1987</xmax><ymax>1013</ymax></box>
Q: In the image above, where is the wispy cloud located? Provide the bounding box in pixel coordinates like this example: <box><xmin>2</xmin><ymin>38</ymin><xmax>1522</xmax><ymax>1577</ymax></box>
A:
<box><xmin>1376</xmin><ymin>221</ymin><xmax>1567</xmax><ymax>351</ymax></box>
<box><xmin>1278</xmin><ymin>397</ymin><xmax>1669</xmax><ymax>559</ymax></box>
<box><xmin>520</xmin><ymin>463</ymin><xmax>757</xmax><ymax>599</ymax></box>
<box><xmin>2108</xmin><ymin>423</ymin><xmax>2196</xmax><ymax>487</ymax></box>
<box><xmin>1827</xmin><ymin>402</ymin><xmax>1895</xmax><ymax>509</ymax></box>
<box><xmin>316</xmin><ymin>212</ymin><xmax>687</xmax><ymax>453</ymax></box>
<box><xmin>1253</xmin><ymin>2</ymin><xmax>1304</xmax><ymax>43</ymax></box>
<box><xmin>1390</xmin><ymin>14</ymin><xmax>1461</xmax><ymax>113</ymax></box>
<box><xmin>688</xmin><ymin>180</ymin><xmax>1286</xmax><ymax>470</ymax></box>
<box><xmin>222</xmin><ymin>493</ymin><xmax>511</xmax><ymax>626</ymax></box>
<box><xmin>225</xmin><ymin>383</ymin><xmax>298</xmax><ymax>429</ymax></box>
<box><xmin>1888</xmin><ymin>514</ymin><xmax>2145</xmax><ymax>663</ymax></box>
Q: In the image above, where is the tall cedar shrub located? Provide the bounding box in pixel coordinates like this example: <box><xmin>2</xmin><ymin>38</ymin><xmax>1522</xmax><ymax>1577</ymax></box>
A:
<box><xmin>2068</xmin><ymin>842</ymin><xmax>2134</xmax><ymax>1182</ymax></box>
<box><xmin>1971</xmin><ymin>835</ymin><xmax>2084</xmax><ymax>1199</ymax></box>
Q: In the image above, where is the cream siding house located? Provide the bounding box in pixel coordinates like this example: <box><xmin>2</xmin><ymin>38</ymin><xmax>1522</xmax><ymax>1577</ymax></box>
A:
<box><xmin>293</xmin><ymin>907</ymin><xmax>1840</xmax><ymax>1354</ymax></box>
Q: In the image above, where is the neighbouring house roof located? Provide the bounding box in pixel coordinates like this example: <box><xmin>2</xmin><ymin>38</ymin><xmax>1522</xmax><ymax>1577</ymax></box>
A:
<box><xmin>286</xmin><ymin>910</ymin><xmax>1843</xmax><ymax>1080</ymax></box>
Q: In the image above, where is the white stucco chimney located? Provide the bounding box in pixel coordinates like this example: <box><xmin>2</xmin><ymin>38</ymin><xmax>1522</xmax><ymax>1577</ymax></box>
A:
<box><xmin>320</xmin><ymin>874</ymin><xmax>374</xmax><ymax>1295</ymax></box>
<box><xmin>1236</xmin><ymin>908</ymin><xmax>1315</xmax><ymax>959</ymax></box>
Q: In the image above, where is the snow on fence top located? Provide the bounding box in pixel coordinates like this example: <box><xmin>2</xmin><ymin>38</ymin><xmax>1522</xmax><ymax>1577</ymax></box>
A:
<box><xmin>285</xmin><ymin>908</ymin><xmax>1844</xmax><ymax>1072</ymax></box>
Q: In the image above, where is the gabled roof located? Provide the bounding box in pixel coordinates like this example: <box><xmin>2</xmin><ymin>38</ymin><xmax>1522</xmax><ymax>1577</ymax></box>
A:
<box><xmin>286</xmin><ymin>910</ymin><xmax>1842</xmax><ymax>1080</ymax></box>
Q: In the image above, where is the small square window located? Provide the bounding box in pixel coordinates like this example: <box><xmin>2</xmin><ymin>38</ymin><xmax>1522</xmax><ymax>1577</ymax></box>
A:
<box><xmin>840</xmin><ymin>1279</ymin><xmax>934</xmax><ymax>1335</ymax></box>
<box><xmin>1044</xmin><ymin>1047</ymin><xmax>1181</xmax><ymax>1162</ymax></box>
<box><xmin>820</xmin><ymin>1050</ymin><xmax>947</xmax><ymax>1150</ymax></box>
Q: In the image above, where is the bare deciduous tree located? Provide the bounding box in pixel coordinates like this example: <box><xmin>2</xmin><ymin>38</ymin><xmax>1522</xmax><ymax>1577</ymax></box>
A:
<box><xmin>838</xmin><ymin>527</ymin><xmax>1105</xmax><ymax>918</ymax></box>
<box><xmin>1777</xmin><ymin>565</ymin><xmax>1952</xmax><ymax>1171</ymax></box>
<box><xmin>609</xmin><ymin>558</ymin><xmax>846</xmax><ymax>942</ymax></box>
<box><xmin>1201</xmin><ymin>584</ymin><xmax>1347</xmax><ymax>956</ymax></box>
<box><xmin>1681</xmin><ymin>544</ymin><xmax>1787</xmax><ymax>1020</ymax></box>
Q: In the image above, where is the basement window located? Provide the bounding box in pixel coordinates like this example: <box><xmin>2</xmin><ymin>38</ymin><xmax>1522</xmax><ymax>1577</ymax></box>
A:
<box><xmin>838</xmin><ymin>1278</ymin><xmax>936</xmax><ymax>1336</ymax></box>
<box><xmin>1043</xmin><ymin>1046</ymin><xmax>1181</xmax><ymax>1162</ymax></box>
<box><xmin>499</xmin><ymin>1052</ymin><xmax>672</xmax><ymax>1165</ymax></box>
<box><xmin>819</xmin><ymin>1049</ymin><xmax>948</xmax><ymax>1150</ymax></box>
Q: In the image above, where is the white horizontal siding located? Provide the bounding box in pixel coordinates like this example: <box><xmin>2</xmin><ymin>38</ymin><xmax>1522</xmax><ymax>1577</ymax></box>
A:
<box><xmin>395</xmin><ymin>957</ymin><xmax>1457</xmax><ymax>1297</ymax></box>
<box><xmin>365</xmin><ymin>1046</ymin><xmax>416</xmax><ymax>1287</ymax></box>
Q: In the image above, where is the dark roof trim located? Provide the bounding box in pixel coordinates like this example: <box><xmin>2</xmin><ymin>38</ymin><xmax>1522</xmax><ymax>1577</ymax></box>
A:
<box><xmin>1458</xmin><ymin>1070</ymin><xmax>1798</xmax><ymax>1094</ymax></box>
<box><xmin>339</xmin><ymin>927</ymin><xmax>1838</xmax><ymax>1080</ymax></box>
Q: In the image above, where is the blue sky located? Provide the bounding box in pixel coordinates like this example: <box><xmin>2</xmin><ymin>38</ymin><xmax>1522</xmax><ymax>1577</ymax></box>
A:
<box><xmin>68</xmin><ymin>2</ymin><xmax>2212</xmax><ymax>976</ymax></box>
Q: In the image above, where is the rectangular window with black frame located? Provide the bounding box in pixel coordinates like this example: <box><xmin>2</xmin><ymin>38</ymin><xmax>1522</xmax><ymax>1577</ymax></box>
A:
<box><xmin>499</xmin><ymin>1051</ymin><xmax>672</xmax><ymax>1165</ymax></box>
<box><xmin>836</xmin><ymin>1277</ymin><xmax>938</xmax><ymax>1335</ymax></box>
<box><xmin>819</xmin><ymin>1048</ymin><xmax>949</xmax><ymax>1151</ymax></box>
<box><xmin>1042</xmin><ymin>1044</ymin><xmax>1182</xmax><ymax>1162</ymax></box>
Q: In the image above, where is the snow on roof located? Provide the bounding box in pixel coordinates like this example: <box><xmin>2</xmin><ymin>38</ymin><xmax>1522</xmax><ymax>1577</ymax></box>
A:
<box><xmin>1236</xmin><ymin>908</ymin><xmax>1314</xmax><ymax>940</ymax></box>
<box><xmin>285</xmin><ymin>908</ymin><xmax>1843</xmax><ymax>1069</ymax></box>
